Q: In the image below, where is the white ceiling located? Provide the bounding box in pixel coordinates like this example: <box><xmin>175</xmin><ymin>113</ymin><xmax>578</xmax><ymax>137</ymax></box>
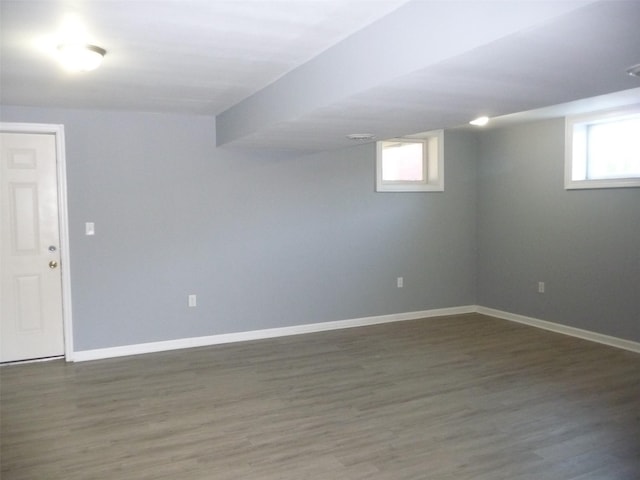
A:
<box><xmin>0</xmin><ymin>0</ymin><xmax>410</xmax><ymax>114</ymax></box>
<box><xmin>1</xmin><ymin>0</ymin><xmax>639</xmax><ymax>153</ymax></box>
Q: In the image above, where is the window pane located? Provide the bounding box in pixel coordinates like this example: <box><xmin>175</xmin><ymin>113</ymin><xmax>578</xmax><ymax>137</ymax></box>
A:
<box><xmin>381</xmin><ymin>141</ymin><xmax>424</xmax><ymax>181</ymax></box>
<box><xmin>587</xmin><ymin>118</ymin><xmax>640</xmax><ymax>179</ymax></box>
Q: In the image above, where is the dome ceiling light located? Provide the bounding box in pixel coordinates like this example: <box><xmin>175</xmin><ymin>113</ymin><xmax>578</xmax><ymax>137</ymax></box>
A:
<box><xmin>57</xmin><ymin>43</ymin><xmax>106</xmax><ymax>72</ymax></box>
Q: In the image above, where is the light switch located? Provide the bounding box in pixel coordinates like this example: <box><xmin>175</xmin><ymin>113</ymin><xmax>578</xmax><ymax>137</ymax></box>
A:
<box><xmin>85</xmin><ymin>222</ymin><xmax>95</xmax><ymax>236</ymax></box>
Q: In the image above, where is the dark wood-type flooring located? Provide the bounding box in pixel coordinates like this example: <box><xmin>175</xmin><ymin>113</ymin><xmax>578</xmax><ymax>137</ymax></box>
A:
<box><xmin>1</xmin><ymin>313</ymin><xmax>639</xmax><ymax>479</ymax></box>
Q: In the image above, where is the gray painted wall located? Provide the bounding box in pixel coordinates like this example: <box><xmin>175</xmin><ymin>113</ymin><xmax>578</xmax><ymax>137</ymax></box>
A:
<box><xmin>1</xmin><ymin>106</ymin><xmax>477</xmax><ymax>351</ymax></box>
<box><xmin>477</xmin><ymin>118</ymin><xmax>640</xmax><ymax>342</ymax></box>
<box><xmin>3</xmin><ymin>106</ymin><xmax>636</xmax><ymax>350</ymax></box>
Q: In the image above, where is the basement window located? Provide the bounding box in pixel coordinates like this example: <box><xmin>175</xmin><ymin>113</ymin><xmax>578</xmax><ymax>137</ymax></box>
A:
<box><xmin>376</xmin><ymin>130</ymin><xmax>443</xmax><ymax>192</ymax></box>
<box><xmin>565</xmin><ymin>106</ymin><xmax>640</xmax><ymax>189</ymax></box>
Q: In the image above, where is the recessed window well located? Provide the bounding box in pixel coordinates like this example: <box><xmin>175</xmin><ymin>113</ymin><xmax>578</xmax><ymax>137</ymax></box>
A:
<box><xmin>565</xmin><ymin>106</ymin><xmax>640</xmax><ymax>189</ymax></box>
<box><xmin>376</xmin><ymin>130</ymin><xmax>444</xmax><ymax>192</ymax></box>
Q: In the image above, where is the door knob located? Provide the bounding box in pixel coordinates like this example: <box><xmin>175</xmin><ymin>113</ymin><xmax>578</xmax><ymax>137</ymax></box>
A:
<box><xmin>49</xmin><ymin>260</ymin><xmax>58</xmax><ymax>269</ymax></box>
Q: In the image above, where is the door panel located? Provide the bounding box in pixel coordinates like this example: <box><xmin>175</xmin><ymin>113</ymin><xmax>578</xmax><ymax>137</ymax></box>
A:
<box><xmin>16</xmin><ymin>275</ymin><xmax>44</xmax><ymax>331</ymax></box>
<box><xmin>1</xmin><ymin>132</ymin><xmax>64</xmax><ymax>362</ymax></box>
<box><xmin>11</xmin><ymin>183</ymin><xmax>40</xmax><ymax>253</ymax></box>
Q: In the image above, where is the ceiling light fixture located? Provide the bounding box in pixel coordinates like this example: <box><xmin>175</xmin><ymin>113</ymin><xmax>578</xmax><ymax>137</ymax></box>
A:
<box><xmin>346</xmin><ymin>133</ymin><xmax>376</xmax><ymax>140</ymax></box>
<box><xmin>57</xmin><ymin>44</ymin><xmax>106</xmax><ymax>72</ymax></box>
<box><xmin>626</xmin><ymin>64</ymin><xmax>640</xmax><ymax>78</ymax></box>
<box><xmin>469</xmin><ymin>116</ymin><xmax>490</xmax><ymax>127</ymax></box>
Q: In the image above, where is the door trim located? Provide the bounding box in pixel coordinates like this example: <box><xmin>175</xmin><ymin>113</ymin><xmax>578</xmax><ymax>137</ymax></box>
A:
<box><xmin>1</xmin><ymin>123</ymin><xmax>74</xmax><ymax>361</ymax></box>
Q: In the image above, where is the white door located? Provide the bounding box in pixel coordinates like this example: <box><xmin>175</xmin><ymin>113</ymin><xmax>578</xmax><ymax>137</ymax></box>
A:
<box><xmin>0</xmin><ymin>132</ymin><xmax>65</xmax><ymax>362</ymax></box>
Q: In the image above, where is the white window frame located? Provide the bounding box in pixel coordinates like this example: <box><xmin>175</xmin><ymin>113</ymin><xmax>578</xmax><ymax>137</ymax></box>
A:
<box><xmin>565</xmin><ymin>105</ymin><xmax>640</xmax><ymax>190</ymax></box>
<box><xmin>376</xmin><ymin>129</ymin><xmax>444</xmax><ymax>192</ymax></box>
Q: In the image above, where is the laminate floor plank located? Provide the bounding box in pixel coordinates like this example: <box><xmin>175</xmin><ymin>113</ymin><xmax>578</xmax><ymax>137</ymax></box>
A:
<box><xmin>2</xmin><ymin>314</ymin><xmax>639</xmax><ymax>479</ymax></box>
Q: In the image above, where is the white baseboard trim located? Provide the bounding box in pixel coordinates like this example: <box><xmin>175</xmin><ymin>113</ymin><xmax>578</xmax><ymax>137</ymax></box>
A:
<box><xmin>71</xmin><ymin>305</ymin><xmax>639</xmax><ymax>362</ymax></box>
<box><xmin>72</xmin><ymin>305</ymin><xmax>477</xmax><ymax>362</ymax></box>
<box><xmin>477</xmin><ymin>306</ymin><xmax>640</xmax><ymax>354</ymax></box>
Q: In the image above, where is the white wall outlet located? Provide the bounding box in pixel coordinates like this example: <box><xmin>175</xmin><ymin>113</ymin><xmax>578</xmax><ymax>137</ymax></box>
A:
<box><xmin>85</xmin><ymin>222</ymin><xmax>95</xmax><ymax>235</ymax></box>
<box><xmin>188</xmin><ymin>294</ymin><xmax>197</xmax><ymax>307</ymax></box>
<box><xmin>397</xmin><ymin>277</ymin><xmax>404</xmax><ymax>288</ymax></box>
<box><xmin>538</xmin><ymin>282</ymin><xmax>545</xmax><ymax>294</ymax></box>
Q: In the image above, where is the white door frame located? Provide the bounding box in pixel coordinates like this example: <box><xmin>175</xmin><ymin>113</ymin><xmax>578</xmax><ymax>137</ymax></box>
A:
<box><xmin>1</xmin><ymin>122</ymin><xmax>74</xmax><ymax>361</ymax></box>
